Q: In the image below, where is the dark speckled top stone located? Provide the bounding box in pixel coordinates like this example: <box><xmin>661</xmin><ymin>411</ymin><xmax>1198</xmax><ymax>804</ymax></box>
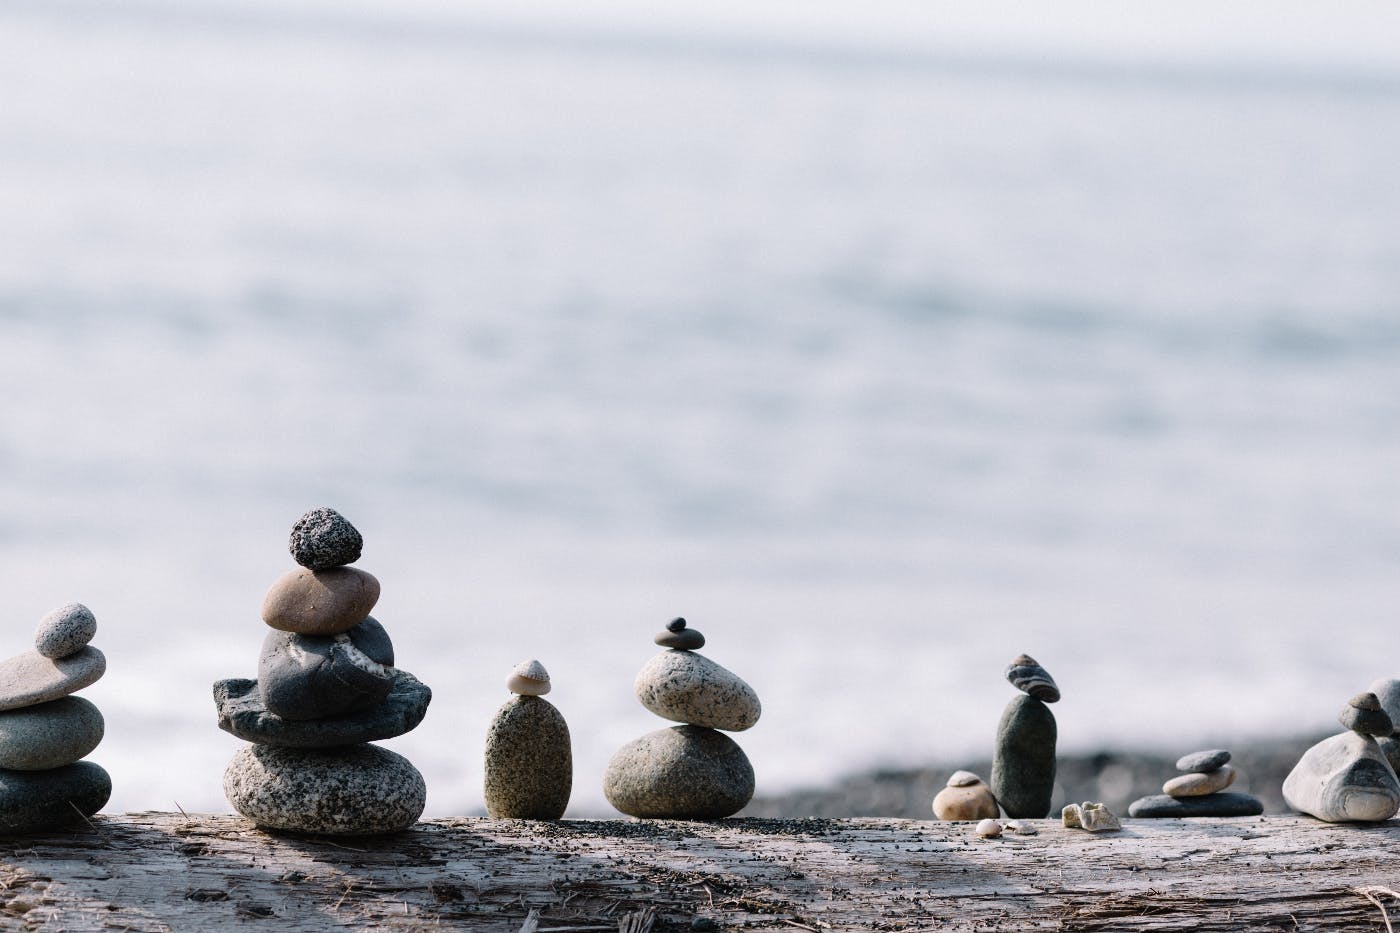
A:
<box><xmin>289</xmin><ymin>507</ymin><xmax>363</xmax><ymax>569</ymax></box>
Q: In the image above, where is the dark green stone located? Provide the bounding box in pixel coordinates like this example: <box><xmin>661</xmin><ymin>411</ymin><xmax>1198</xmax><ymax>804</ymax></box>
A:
<box><xmin>990</xmin><ymin>694</ymin><xmax>1056</xmax><ymax>818</ymax></box>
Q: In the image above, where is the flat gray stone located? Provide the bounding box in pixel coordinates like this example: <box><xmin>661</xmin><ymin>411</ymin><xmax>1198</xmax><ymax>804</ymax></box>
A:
<box><xmin>484</xmin><ymin>695</ymin><xmax>572</xmax><ymax>819</ymax></box>
<box><xmin>991</xmin><ymin>693</ymin><xmax>1057</xmax><ymax>819</ymax></box>
<box><xmin>289</xmin><ymin>507</ymin><xmax>363</xmax><ymax>569</ymax></box>
<box><xmin>223</xmin><ymin>743</ymin><xmax>425</xmax><ymax>835</ymax></box>
<box><xmin>1128</xmin><ymin>792</ymin><xmax>1264</xmax><ymax>818</ymax></box>
<box><xmin>634</xmin><ymin>650</ymin><xmax>760</xmax><ymax>732</ymax></box>
<box><xmin>214</xmin><ymin>670</ymin><xmax>431</xmax><ymax>748</ymax></box>
<box><xmin>34</xmin><ymin>603</ymin><xmax>97</xmax><ymax>660</ymax></box>
<box><xmin>0</xmin><ymin>647</ymin><xmax>105</xmax><ymax>712</ymax></box>
<box><xmin>0</xmin><ymin>761</ymin><xmax>111</xmax><ymax>833</ymax></box>
<box><xmin>0</xmin><ymin>697</ymin><xmax>104</xmax><ymax>770</ymax></box>
<box><xmin>604</xmin><ymin>725</ymin><xmax>754</xmax><ymax>819</ymax></box>
<box><xmin>1283</xmin><ymin>730</ymin><xmax>1400</xmax><ymax>822</ymax></box>
<box><xmin>257</xmin><ymin>617</ymin><xmax>395</xmax><ymax>720</ymax></box>
<box><xmin>1176</xmin><ymin>749</ymin><xmax>1231</xmax><ymax>773</ymax></box>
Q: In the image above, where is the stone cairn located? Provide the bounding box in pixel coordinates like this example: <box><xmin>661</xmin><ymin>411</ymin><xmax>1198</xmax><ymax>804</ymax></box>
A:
<box><xmin>1282</xmin><ymin>691</ymin><xmax>1400</xmax><ymax>823</ymax></box>
<box><xmin>990</xmin><ymin>653</ymin><xmax>1058</xmax><ymax>819</ymax></box>
<box><xmin>483</xmin><ymin>660</ymin><xmax>572</xmax><ymax>819</ymax></box>
<box><xmin>0</xmin><ymin>604</ymin><xmax>110</xmax><ymax>832</ymax></box>
<box><xmin>214</xmin><ymin>508</ymin><xmax>432</xmax><ymax>834</ymax></box>
<box><xmin>932</xmin><ymin>770</ymin><xmax>999</xmax><ymax>821</ymax></box>
<box><xmin>1128</xmin><ymin>748</ymin><xmax>1263</xmax><ymax>818</ymax></box>
<box><xmin>605</xmin><ymin>618</ymin><xmax>760</xmax><ymax>819</ymax></box>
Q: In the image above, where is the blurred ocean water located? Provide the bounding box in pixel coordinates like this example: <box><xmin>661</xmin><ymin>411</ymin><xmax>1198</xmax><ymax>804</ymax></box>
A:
<box><xmin>2</xmin><ymin>3</ymin><xmax>1400</xmax><ymax>816</ymax></box>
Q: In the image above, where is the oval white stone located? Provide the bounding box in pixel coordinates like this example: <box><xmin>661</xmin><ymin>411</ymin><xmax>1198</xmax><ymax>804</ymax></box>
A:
<box><xmin>633</xmin><ymin>650</ymin><xmax>760</xmax><ymax>732</ymax></box>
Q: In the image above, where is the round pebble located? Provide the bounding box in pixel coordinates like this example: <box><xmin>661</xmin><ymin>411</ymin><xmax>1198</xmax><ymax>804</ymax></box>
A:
<box><xmin>604</xmin><ymin>725</ymin><xmax>754</xmax><ymax>819</ymax></box>
<box><xmin>634</xmin><ymin>650</ymin><xmax>760</xmax><ymax>732</ymax></box>
<box><xmin>1163</xmin><ymin>764</ymin><xmax>1236</xmax><ymax>797</ymax></box>
<box><xmin>484</xmin><ymin>695</ymin><xmax>572</xmax><ymax>819</ymax></box>
<box><xmin>666</xmin><ymin>617</ymin><xmax>688</xmax><ymax>633</ymax></box>
<box><xmin>33</xmin><ymin>603</ymin><xmax>97</xmax><ymax>660</ymax></box>
<box><xmin>0</xmin><ymin>696</ymin><xmax>104</xmax><ymax>770</ymax></box>
<box><xmin>1004</xmin><ymin>819</ymin><xmax>1037</xmax><ymax>835</ymax></box>
<box><xmin>975</xmin><ymin>818</ymin><xmax>1003</xmax><ymax>838</ymax></box>
<box><xmin>0</xmin><ymin>761</ymin><xmax>111</xmax><ymax>833</ymax></box>
<box><xmin>506</xmin><ymin>660</ymin><xmax>551</xmax><ymax>696</ymax></box>
<box><xmin>289</xmin><ymin>507</ymin><xmax>363</xmax><ymax>569</ymax></box>
<box><xmin>261</xmin><ymin>566</ymin><xmax>381</xmax><ymax>636</ymax></box>
<box><xmin>1175</xmin><ymin>748</ymin><xmax>1231</xmax><ymax>773</ymax></box>
<box><xmin>933</xmin><ymin>780</ymin><xmax>999</xmax><ymax>821</ymax></box>
<box><xmin>223</xmin><ymin>743</ymin><xmax>426</xmax><ymax>834</ymax></box>
<box><xmin>0</xmin><ymin>647</ymin><xmax>106</xmax><ymax>712</ymax></box>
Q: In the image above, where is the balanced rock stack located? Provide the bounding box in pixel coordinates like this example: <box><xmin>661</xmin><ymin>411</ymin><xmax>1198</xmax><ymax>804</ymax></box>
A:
<box><xmin>214</xmin><ymin>508</ymin><xmax>432</xmax><ymax>835</ymax></box>
<box><xmin>604</xmin><ymin>618</ymin><xmax>760</xmax><ymax>819</ymax></box>
<box><xmin>0</xmin><ymin>604</ymin><xmax>110</xmax><ymax>832</ymax></box>
<box><xmin>932</xmin><ymin>770</ymin><xmax>999</xmax><ymax>821</ymax></box>
<box><xmin>483</xmin><ymin>660</ymin><xmax>572</xmax><ymax>819</ymax></box>
<box><xmin>1282</xmin><ymin>691</ymin><xmax>1400</xmax><ymax>823</ymax></box>
<box><xmin>990</xmin><ymin>654</ymin><xmax>1059</xmax><ymax>819</ymax></box>
<box><xmin>1127</xmin><ymin>749</ymin><xmax>1264</xmax><ymax>818</ymax></box>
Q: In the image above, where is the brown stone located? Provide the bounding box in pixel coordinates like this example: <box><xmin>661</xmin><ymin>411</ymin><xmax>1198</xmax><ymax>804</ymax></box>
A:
<box><xmin>933</xmin><ymin>781</ymin><xmax>999</xmax><ymax>821</ymax></box>
<box><xmin>261</xmin><ymin>567</ymin><xmax>381</xmax><ymax>635</ymax></box>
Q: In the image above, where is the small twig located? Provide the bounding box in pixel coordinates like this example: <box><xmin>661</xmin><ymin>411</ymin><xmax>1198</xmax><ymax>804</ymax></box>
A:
<box><xmin>780</xmin><ymin>920</ymin><xmax>820</xmax><ymax>932</ymax></box>
<box><xmin>67</xmin><ymin>801</ymin><xmax>98</xmax><ymax>832</ymax></box>
<box><xmin>333</xmin><ymin>882</ymin><xmax>355</xmax><ymax>912</ymax></box>
<box><xmin>1354</xmin><ymin>886</ymin><xmax>1400</xmax><ymax>933</ymax></box>
<box><xmin>174</xmin><ymin>801</ymin><xmax>192</xmax><ymax>823</ymax></box>
<box><xmin>618</xmin><ymin>906</ymin><xmax>656</xmax><ymax>933</ymax></box>
<box><xmin>518</xmin><ymin>908</ymin><xmax>540</xmax><ymax>933</ymax></box>
<box><xmin>318</xmin><ymin>840</ymin><xmax>369</xmax><ymax>853</ymax></box>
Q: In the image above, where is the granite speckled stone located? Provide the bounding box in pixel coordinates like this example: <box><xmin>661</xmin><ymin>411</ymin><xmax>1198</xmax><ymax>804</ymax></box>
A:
<box><xmin>261</xmin><ymin>567</ymin><xmax>381</xmax><ymax>636</ymax></box>
<box><xmin>0</xmin><ymin>696</ymin><xmax>104</xmax><ymax>770</ymax></box>
<box><xmin>1163</xmin><ymin>764</ymin><xmax>1236</xmax><ymax>797</ymax></box>
<box><xmin>1176</xmin><ymin>749</ymin><xmax>1231</xmax><ymax>773</ymax></box>
<box><xmin>258</xmin><ymin>617</ymin><xmax>396</xmax><ymax>720</ymax></box>
<box><xmin>289</xmin><ymin>507</ymin><xmax>364</xmax><ymax>569</ymax></box>
<box><xmin>1128</xmin><ymin>792</ymin><xmax>1265</xmax><ymax>818</ymax></box>
<box><xmin>34</xmin><ymin>603</ymin><xmax>98</xmax><ymax>660</ymax></box>
<box><xmin>483</xmin><ymin>695</ymin><xmax>572</xmax><ymax>819</ymax></box>
<box><xmin>1283</xmin><ymin>729</ymin><xmax>1400</xmax><ymax>823</ymax></box>
<box><xmin>634</xmin><ymin>651</ymin><xmax>760</xmax><ymax>732</ymax></box>
<box><xmin>990</xmin><ymin>693</ymin><xmax>1056</xmax><ymax>819</ymax></box>
<box><xmin>0</xmin><ymin>647</ymin><xmax>106</xmax><ymax>712</ymax></box>
<box><xmin>223</xmin><ymin>743</ymin><xmax>426</xmax><ymax>834</ymax></box>
<box><xmin>604</xmin><ymin>725</ymin><xmax>755</xmax><ymax>819</ymax></box>
<box><xmin>0</xmin><ymin>761</ymin><xmax>111</xmax><ymax>833</ymax></box>
<box><xmin>215</xmin><ymin>670</ymin><xmax>431</xmax><ymax>748</ymax></box>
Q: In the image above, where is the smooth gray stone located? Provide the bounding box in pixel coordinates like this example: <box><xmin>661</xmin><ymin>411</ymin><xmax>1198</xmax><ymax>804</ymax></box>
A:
<box><xmin>604</xmin><ymin>725</ymin><xmax>754</xmax><ymax>819</ymax></box>
<box><xmin>289</xmin><ymin>507</ymin><xmax>364</xmax><ymax>569</ymax></box>
<box><xmin>1340</xmin><ymin>693</ymin><xmax>1392</xmax><ymax>737</ymax></box>
<box><xmin>1368</xmin><ymin>678</ymin><xmax>1400</xmax><ymax>730</ymax></box>
<box><xmin>257</xmin><ymin>617</ymin><xmax>395</xmax><ymax>721</ymax></box>
<box><xmin>991</xmin><ymin>693</ymin><xmax>1057</xmax><ymax>818</ymax></box>
<box><xmin>1127</xmin><ymin>792</ymin><xmax>1264</xmax><ymax>818</ymax></box>
<box><xmin>0</xmin><ymin>761</ymin><xmax>111</xmax><ymax>833</ymax></box>
<box><xmin>1283</xmin><ymin>730</ymin><xmax>1400</xmax><ymax>822</ymax></box>
<box><xmin>34</xmin><ymin>603</ymin><xmax>97</xmax><ymax>660</ymax></box>
<box><xmin>1004</xmin><ymin>654</ymin><xmax>1060</xmax><ymax>703</ymax></box>
<box><xmin>634</xmin><ymin>650</ymin><xmax>760</xmax><ymax>732</ymax></box>
<box><xmin>0</xmin><ymin>697</ymin><xmax>104</xmax><ymax>770</ymax></box>
<box><xmin>1176</xmin><ymin>748</ymin><xmax>1231</xmax><ymax>773</ymax></box>
<box><xmin>655</xmin><ymin>629</ymin><xmax>706</xmax><ymax>650</ymax></box>
<box><xmin>223</xmin><ymin>743</ymin><xmax>425</xmax><ymax>835</ymax></box>
<box><xmin>483</xmin><ymin>695</ymin><xmax>572</xmax><ymax>819</ymax></box>
<box><xmin>0</xmin><ymin>647</ymin><xmax>105</xmax><ymax>712</ymax></box>
<box><xmin>215</xmin><ymin>669</ymin><xmax>430</xmax><ymax>748</ymax></box>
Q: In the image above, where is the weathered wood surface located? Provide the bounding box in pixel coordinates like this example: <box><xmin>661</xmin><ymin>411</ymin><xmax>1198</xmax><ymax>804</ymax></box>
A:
<box><xmin>2</xmin><ymin>813</ymin><xmax>1400</xmax><ymax>931</ymax></box>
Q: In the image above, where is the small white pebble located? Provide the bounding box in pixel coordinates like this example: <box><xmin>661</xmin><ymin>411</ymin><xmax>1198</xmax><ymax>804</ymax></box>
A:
<box><xmin>1004</xmin><ymin>819</ymin><xmax>1037</xmax><ymax>835</ymax></box>
<box><xmin>975</xmin><ymin>818</ymin><xmax>1003</xmax><ymax>838</ymax></box>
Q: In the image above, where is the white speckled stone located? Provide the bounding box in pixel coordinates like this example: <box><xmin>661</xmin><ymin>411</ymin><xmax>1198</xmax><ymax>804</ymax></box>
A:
<box><xmin>223</xmin><ymin>743</ymin><xmax>425</xmax><ymax>835</ymax></box>
<box><xmin>633</xmin><ymin>651</ymin><xmax>760</xmax><ymax>732</ymax></box>
<box><xmin>34</xmin><ymin>603</ymin><xmax>97</xmax><ymax>660</ymax></box>
<box><xmin>0</xmin><ymin>648</ymin><xmax>105</xmax><ymax>712</ymax></box>
<box><xmin>0</xmin><ymin>696</ymin><xmax>104</xmax><ymax>770</ymax></box>
<box><xmin>1283</xmin><ymin>730</ymin><xmax>1400</xmax><ymax>823</ymax></box>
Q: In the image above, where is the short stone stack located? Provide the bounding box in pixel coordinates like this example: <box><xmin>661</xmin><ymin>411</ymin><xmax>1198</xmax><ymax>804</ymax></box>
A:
<box><xmin>932</xmin><ymin>770</ymin><xmax>999</xmax><ymax>821</ymax></box>
<box><xmin>1282</xmin><ymin>691</ymin><xmax>1400</xmax><ymax>823</ymax></box>
<box><xmin>214</xmin><ymin>508</ymin><xmax>432</xmax><ymax>835</ymax></box>
<box><xmin>605</xmin><ymin>618</ymin><xmax>760</xmax><ymax>819</ymax></box>
<box><xmin>0</xmin><ymin>603</ymin><xmax>110</xmax><ymax>832</ymax></box>
<box><xmin>484</xmin><ymin>660</ymin><xmax>573</xmax><ymax>819</ymax></box>
<box><xmin>991</xmin><ymin>654</ymin><xmax>1059</xmax><ymax>819</ymax></box>
<box><xmin>1127</xmin><ymin>749</ymin><xmax>1264</xmax><ymax>818</ymax></box>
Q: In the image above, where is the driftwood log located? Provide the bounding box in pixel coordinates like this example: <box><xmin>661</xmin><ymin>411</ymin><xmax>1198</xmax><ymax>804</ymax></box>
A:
<box><xmin>2</xmin><ymin>813</ymin><xmax>1399</xmax><ymax>930</ymax></box>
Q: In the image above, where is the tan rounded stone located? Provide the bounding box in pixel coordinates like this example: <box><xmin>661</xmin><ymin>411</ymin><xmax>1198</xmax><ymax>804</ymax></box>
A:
<box><xmin>261</xmin><ymin>567</ymin><xmax>380</xmax><ymax>635</ymax></box>
<box><xmin>933</xmin><ymin>780</ymin><xmax>999</xmax><ymax>821</ymax></box>
<box><xmin>1163</xmin><ymin>764</ymin><xmax>1236</xmax><ymax>797</ymax></box>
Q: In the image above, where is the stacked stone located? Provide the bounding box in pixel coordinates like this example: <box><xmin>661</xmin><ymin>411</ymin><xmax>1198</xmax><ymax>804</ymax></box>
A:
<box><xmin>0</xmin><ymin>604</ymin><xmax>110</xmax><ymax>832</ymax></box>
<box><xmin>605</xmin><ymin>618</ymin><xmax>760</xmax><ymax>819</ymax></box>
<box><xmin>1127</xmin><ymin>749</ymin><xmax>1264</xmax><ymax>818</ymax></box>
<box><xmin>990</xmin><ymin>654</ymin><xmax>1059</xmax><ymax>819</ymax></box>
<box><xmin>1282</xmin><ymin>691</ymin><xmax>1400</xmax><ymax>823</ymax></box>
<box><xmin>483</xmin><ymin>660</ymin><xmax>573</xmax><ymax>819</ymax></box>
<box><xmin>214</xmin><ymin>508</ymin><xmax>432</xmax><ymax>835</ymax></box>
<box><xmin>932</xmin><ymin>770</ymin><xmax>999</xmax><ymax>821</ymax></box>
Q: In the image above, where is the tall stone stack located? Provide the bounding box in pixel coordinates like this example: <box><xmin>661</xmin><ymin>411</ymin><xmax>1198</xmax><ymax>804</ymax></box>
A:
<box><xmin>214</xmin><ymin>508</ymin><xmax>432</xmax><ymax>835</ymax></box>
<box><xmin>990</xmin><ymin>653</ymin><xmax>1059</xmax><ymax>819</ymax></box>
<box><xmin>483</xmin><ymin>660</ymin><xmax>573</xmax><ymax>819</ymax></box>
<box><xmin>605</xmin><ymin>618</ymin><xmax>760</xmax><ymax>819</ymax></box>
<box><xmin>0</xmin><ymin>604</ymin><xmax>110</xmax><ymax>832</ymax></box>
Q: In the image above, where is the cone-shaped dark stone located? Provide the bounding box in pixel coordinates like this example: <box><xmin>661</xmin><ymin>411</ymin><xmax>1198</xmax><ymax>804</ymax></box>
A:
<box><xmin>0</xmin><ymin>761</ymin><xmax>111</xmax><ymax>833</ymax></box>
<box><xmin>991</xmin><ymin>693</ymin><xmax>1057</xmax><ymax>818</ymax></box>
<box><xmin>484</xmin><ymin>695</ymin><xmax>573</xmax><ymax>819</ymax></box>
<box><xmin>1127</xmin><ymin>792</ymin><xmax>1264</xmax><ymax>818</ymax></box>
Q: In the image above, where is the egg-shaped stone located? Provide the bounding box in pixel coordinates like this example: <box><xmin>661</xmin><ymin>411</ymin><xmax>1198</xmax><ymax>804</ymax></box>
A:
<box><xmin>484</xmin><ymin>695</ymin><xmax>572</xmax><ymax>819</ymax></box>
<box><xmin>261</xmin><ymin>567</ymin><xmax>380</xmax><ymax>636</ymax></box>
<box><xmin>34</xmin><ymin>603</ymin><xmax>97</xmax><ymax>660</ymax></box>
<box><xmin>634</xmin><ymin>651</ymin><xmax>760</xmax><ymax>732</ymax></box>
